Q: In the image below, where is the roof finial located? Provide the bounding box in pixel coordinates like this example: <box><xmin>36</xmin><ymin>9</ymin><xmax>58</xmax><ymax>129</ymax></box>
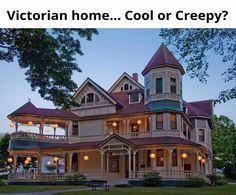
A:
<box><xmin>28</xmin><ymin>98</ymin><xmax>31</xmax><ymax>102</ymax></box>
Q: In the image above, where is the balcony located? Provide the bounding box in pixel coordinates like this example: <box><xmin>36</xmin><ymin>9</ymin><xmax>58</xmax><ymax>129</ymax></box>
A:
<box><xmin>10</xmin><ymin>130</ymin><xmax>181</xmax><ymax>144</ymax></box>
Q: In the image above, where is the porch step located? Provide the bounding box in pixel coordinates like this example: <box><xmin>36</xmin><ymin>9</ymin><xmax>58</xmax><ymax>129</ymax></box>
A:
<box><xmin>107</xmin><ymin>178</ymin><xmax>129</xmax><ymax>186</ymax></box>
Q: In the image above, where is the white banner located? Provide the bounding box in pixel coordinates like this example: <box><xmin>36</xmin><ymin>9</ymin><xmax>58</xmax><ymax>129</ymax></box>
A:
<box><xmin>0</xmin><ymin>0</ymin><xmax>235</xmax><ymax>28</ymax></box>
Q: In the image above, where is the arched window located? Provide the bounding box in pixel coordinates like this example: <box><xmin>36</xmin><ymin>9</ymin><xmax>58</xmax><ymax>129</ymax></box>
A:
<box><xmin>81</xmin><ymin>96</ymin><xmax>85</xmax><ymax>104</ymax></box>
<box><xmin>81</xmin><ymin>93</ymin><xmax>100</xmax><ymax>104</ymax></box>
<box><xmin>124</xmin><ymin>83</ymin><xmax>129</xmax><ymax>91</ymax></box>
<box><xmin>95</xmin><ymin>94</ymin><xmax>100</xmax><ymax>102</ymax></box>
<box><xmin>87</xmin><ymin>93</ymin><xmax>94</xmax><ymax>103</ymax></box>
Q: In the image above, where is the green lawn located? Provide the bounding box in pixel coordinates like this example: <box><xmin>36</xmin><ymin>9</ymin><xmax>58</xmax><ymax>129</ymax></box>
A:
<box><xmin>58</xmin><ymin>184</ymin><xmax>236</xmax><ymax>195</ymax></box>
<box><xmin>0</xmin><ymin>185</ymin><xmax>81</xmax><ymax>193</ymax></box>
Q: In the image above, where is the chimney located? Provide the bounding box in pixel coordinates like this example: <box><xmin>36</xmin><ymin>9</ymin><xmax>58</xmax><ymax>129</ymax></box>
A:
<box><xmin>133</xmin><ymin>73</ymin><xmax>138</xmax><ymax>82</ymax></box>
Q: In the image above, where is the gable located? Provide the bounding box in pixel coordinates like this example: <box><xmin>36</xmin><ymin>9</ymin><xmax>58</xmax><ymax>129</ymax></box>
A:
<box><xmin>108</xmin><ymin>72</ymin><xmax>144</xmax><ymax>93</ymax></box>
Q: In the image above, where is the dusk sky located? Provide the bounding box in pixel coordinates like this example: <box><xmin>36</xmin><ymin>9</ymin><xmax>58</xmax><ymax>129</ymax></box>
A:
<box><xmin>0</xmin><ymin>29</ymin><xmax>235</xmax><ymax>133</ymax></box>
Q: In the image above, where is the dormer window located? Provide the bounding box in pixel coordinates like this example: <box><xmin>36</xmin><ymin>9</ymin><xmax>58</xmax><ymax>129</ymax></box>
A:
<box><xmin>124</xmin><ymin>83</ymin><xmax>129</xmax><ymax>91</ymax></box>
<box><xmin>129</xmin><ymin>92</ymin><xmax>140</xmax><ymax>104</ymax></box>
<box><xmin>81</xmin><ymin>93</ymin><xmax>100</xmax><ymax>104</ymax></box>
<box><xmin>170</xmin><ymin>78</ymin><xmax>177</xmax><ymax>93</ymax></box>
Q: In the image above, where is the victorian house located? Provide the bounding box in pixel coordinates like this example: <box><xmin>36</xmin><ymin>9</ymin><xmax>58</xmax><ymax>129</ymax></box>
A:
<box><xmin>7</xmin><ymin>44</ymin><xmax>213</xmax><ymax>182</ymax></box>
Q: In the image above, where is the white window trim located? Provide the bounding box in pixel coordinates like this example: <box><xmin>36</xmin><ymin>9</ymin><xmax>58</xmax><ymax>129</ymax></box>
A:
<box><xmin>129</xmin><ymin>92</ymin><xmax>141</xmax><ymax>104</ymax></box>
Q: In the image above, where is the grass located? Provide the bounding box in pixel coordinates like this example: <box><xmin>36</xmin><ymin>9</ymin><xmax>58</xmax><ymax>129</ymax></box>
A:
<box><xmin>57</xmin><ymin>184</ymin><xmax>236</xmax><ymax>195</ymax></box>
<box><xmin>0</xmin><ymin>185</ymin><xmax>82</xmax><ymax>193</ymax></box>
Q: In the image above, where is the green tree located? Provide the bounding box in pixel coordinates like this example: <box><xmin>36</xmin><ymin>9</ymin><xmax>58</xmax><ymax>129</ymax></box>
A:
<box><xmin>160</xmin><ymin>29</ymin><xmax>236</xmax><ymax>103</ymax></box>
<box><xmin>0</xmin><ymin>133</ymin><xmax>10</xmax><ymax>169</ymax></box>
<box><xmin>212</xmin><ymin>115</ymin><xmax>236</xmax><ymax>178</ymax></box>
<box><xmin>0</xmin><ymin>29</ymin><xmax>98</xmax><ymax>108</ymax></box>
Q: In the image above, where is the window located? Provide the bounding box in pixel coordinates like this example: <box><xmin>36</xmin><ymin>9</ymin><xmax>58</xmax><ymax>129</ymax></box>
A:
<box><xmin>156</xmin><ymin>78</ymin><xmax>163</xmax><ymax>93</ymax></box>
<box><xmin>109</xmin><ymin>155</ymin><xmax>119</xmax><ymax>172</ymax></box>
<box><xmin>147</xmin><ymin>150</ymin><xmax>151</xmax><ymax>167</ymax></box>
<box><xmin>121</xmin><ymin>87</ymin><xmax>123</xmax><ymax>91</ymax></box>
<box><xmin>156</xmin><ymin>114</ymin><xmax>163</xmax><ymax>129</ymax></box>
<box><xmin>86</xmin><ymin>93</ymin><xmax>94</xmax><ymax>103</ymax></box>
<box><xmin>199</xmin><ymin>129</ymin><xmax>205</xmax><ymax>142</ymax></box>
<box><xmin>130</xmin><ymin>86</ymin><xmax>132</xmax><ymax>90</ymax></box>
<box><xmin>170</xmin><ymin>78</ymin><xmax>177</xmax><ymax>93</ymax></box>
<box><xmin>124</xmin><ymin>83</ymin><xmax>129</xmax><ymax>91</ymax></box>
<box><xmin>146</xmin><ymin>80</ymin><xmax>151</xmax><ymax>97</ymax></box>
<box><xmin>156</xmin><ymin>149</ymin><xmax>164</xmax><ymax>166</ymax></box>
<box><xmin>183</xmin><ymin>123</ymin><xmax>187</xmax><ymax>136</ymax></box>
<box><xmin>72</xmin><ymin>121</ymin><xmax>79</xmax><ymax>136</ymax></box>
<box><xmin>131</xmin><ymin>123</ymin><xmax>139</xmax><ymax>132</ymax></box>
<box><xmin>188</xmin><ymin>130</ymin><xmax>191</xmax><ymax>140</ymax></box>
<box><xmin>172</xmin><ymin>149</ymin><xmax>177</xmax><ymax>166</ymax></box>
<box><xmin>81</xmin><ymin>96</ymin><xmax>85</xmax><ymax>104</ymax></box>
<box><xmin>170</xmin><ymin>114</ymin><xmax>177</xmax><ymax>130</ymax></box>
<box><xmin>130</xmin><ymin>93</ymin><xmax>139</xmax><ymax>103</ymax></box>
<box><xmin>95</xmin><ymin>94</ymin><xmax>100</xmax><ymax>102</ymax></box>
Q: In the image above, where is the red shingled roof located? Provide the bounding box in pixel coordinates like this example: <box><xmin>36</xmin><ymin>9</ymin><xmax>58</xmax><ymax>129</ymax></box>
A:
<box><xmin>184</xmin><ymin>100</ymin><xmax>212</xmax><ymax>118</ymax></box>
<box><xmin>142</xmin><ymin>44</ymin><xmax>185</xmax><ymax>75</ymax></box>
<box><xmin>8</xmin><ymin>101</ymin><xmax>79</xmax><ymax>120</ymax></box>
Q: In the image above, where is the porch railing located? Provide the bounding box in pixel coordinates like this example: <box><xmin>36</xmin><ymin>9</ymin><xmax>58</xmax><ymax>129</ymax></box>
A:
<box><xmin>11</xmin><ymin>130</ymin><xmax>181</xmax><ymax>143</ymax></box>
<box><xmin>131</xmin><ymin>170</ymin><xmax>206</xmax><ymax>179</ymax></box>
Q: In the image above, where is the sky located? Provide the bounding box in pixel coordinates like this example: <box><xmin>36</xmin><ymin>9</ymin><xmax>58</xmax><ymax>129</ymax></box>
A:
<box><xmin>0</xmin><ymin>29</ymin><xmax>235</xmax><ymax>134</ymax></box>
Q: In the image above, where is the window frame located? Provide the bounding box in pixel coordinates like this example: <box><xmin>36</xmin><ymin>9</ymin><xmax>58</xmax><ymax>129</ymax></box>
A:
<box><xmin>170</xmin><ymin>77</ymin><xmax>177</xmax><ymax>94</ymax></box>
<box><xmin>170</xmin><ymin>113</ymin><xmax>177</xmax><ymax>130</ymax></box>
<box><xmin>156</xmin><ymin>78</ymin><xmax>163</xmax><ymax>94</ymax></box>
<box><xmin>199</xmin><ymin>129</ymin><xmax>205</xmax><ymax>142</ymax></box>
<box><xmin>129</xmin><ymin>92</ymin><xmax>140</xmax><ymax>104</ymax></box>
<box><xmin>156</xmin><ymin>113</ymin><xmax>163</xmax><ymax>129</ymax></box>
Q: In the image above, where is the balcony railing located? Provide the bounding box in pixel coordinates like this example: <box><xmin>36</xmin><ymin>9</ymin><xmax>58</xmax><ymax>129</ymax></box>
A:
<box><xmin>145</xmin><ymin>93</ymin><xmax>182</xmax><ymax>104</ymax></box>
<box><xmin>11</xmin><ymin>130</ymin><xmax>182</xmax><ymax>144</ymax></box>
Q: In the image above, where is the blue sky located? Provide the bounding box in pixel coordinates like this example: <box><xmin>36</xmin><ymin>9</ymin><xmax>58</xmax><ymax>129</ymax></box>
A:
<box><xmin>0</xmin><ymin>29</ymin><xmax>235</xmax><ymax>133</ymax></box>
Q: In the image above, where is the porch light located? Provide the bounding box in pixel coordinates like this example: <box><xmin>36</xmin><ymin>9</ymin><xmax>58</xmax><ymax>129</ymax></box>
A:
<box><xmin>53</xmin><ymin>124</ymin><xmax>59</xmax><ymax>128</ymax></box>
<box><xmin>83</xmin><ymin>155</ymin><xmax>89</xmax><ymax>161</ymax></box>
<box><xmin>112</xmin><ymin>121</ymin><xmax>117</xmax><ymax>127</ymax></box>
<box><xmin>198</xmin><ymin>156</ymin><xmax>202</xmax><ymax>161</ymax></box>
<box><xmin>150</xmin><ymin>153</ymin><xmax>156</xmax><ymax>159</ymax></box>
<box><xmin>137</xmin><ymin>120</ymin><xmax>142</xmax><ymax>125</ymax></box>
<box><xmin>7</xmin><ymin>157</ymin><xmax>13</xmax><ymax>163</ymax></box>
<box><xmin>110</xmin><ymin>132</ymin><xmax>114</xmax><ymax>135</ymax></box>
<box><xmin>24</xmin><ymin>160</ymin><xmax>29</xmax><ymax>165</ymax></box>
<box><xmin>53</xmin><ymin>157</ymin><xmax>59</xmax><ymax>162</ymax></box>
<box><xmin>160</xmin><ymin>157</ymin><xmax>164</xmax><ymax>161</ymax></box>
<box><xmin>201</xmin><ymin>158</ymin><xmax>206</xmax><ymax>163</ymax></box>
<box><xmin>47</xmin><ymin>161</ymin><xmax>51</xmax><ymax>166</ymax></box>
<box><xmin>26</xmin><ymin>157</ymin><xmax>32</xmax><ymax>162</ymax></box>
<box><xmin>28</xmin><ymin>121</ymin><xmax>33</xmax><ymax>126</ymax></box>
<box><xmin>9</xmin><ymin>122</ymin><xmax>14</xmax><ymax>128</ymax></box>
<box><xmin>181</xmin><ymin>153</ymin><xmax>187</xmax><ymax>159</ymax></box>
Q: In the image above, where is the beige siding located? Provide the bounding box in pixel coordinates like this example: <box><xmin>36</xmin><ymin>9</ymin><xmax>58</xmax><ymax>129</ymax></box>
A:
<box><xmin>79</xmin><ymin>120</ymin><xmax>104</xmax><ymax>136</ymax></box>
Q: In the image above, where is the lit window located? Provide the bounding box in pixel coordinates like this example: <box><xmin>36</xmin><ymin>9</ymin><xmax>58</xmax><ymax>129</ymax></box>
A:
<box><xmin>170</xmin><ymin>78</ymin><xmax>177</xmax><ymax>93</ymax></box>
<box><xmin>87</xmin><ymin>93</ymin><xmax>94</xmax><ymax>103</ymax></box>
<box><xmin>199</xmin><ymin>129</ymin><xmax>205</xmax><ymax>142</ymax></box>
<box><xmin>156</xmin><ymin>114</ymin><xmax>163</xmax><ymax>129</ymax></box>
<box><xmin>130</xmin><ymin>93</ymin><xmax>139</xmax><ymax>103</ymax></box>
<box><xmin>172</xmin><ymin>149</ymin><xmax>177</xmax><ymax>166</ymax></box>
<box><xmin>156</xmin><ymin>78</ymin><xmax>163</xmax><ymax>93</ymax></box>
<box><xmin>156</xmin><ymin>149</ymin><xmax>164</xmax><ymax>166</ymax></box>
<box><xmin>170</xmin><ymin>113</ymin><xmax>177</xmax><ymax>130</ymax></box>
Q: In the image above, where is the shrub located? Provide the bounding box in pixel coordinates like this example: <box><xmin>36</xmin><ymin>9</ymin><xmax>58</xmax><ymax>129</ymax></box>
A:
<box><xmin>66</xmin><ymin>173</ymin><xmax>86</xmax><ymax>184</ymax></box>
<box><xmin>114</xmin><ymin>184</ymin><xmax>132</xmax><ymax>188</ymax></box>
<box><xmin>183</xmin><ymin>177</ymin><xmax>207</xmax><ymax>187</ymax></box>
<box><xmin>0</xmin><ymin>179</ymin><xmax>6</xmax><ymax>186</ymax></box>
<box><xmin>216</xmin><ymin>180</ymin><xmax>228</xmax><ymax>186</ymax></box>
<box><xmin>143</xmin><ymin>171</ymin><xmax>162</xmax><ymax>187</ymax></box>
<box><xmin>207</xmin><ymin>174</ymin><xmax>217</xmax><ymax>186</ymax></box>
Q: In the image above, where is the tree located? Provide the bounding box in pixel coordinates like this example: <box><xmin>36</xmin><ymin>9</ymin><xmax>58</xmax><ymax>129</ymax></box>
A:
<box><xmin>0</xmin><ymin>133</ymin><xmax>10</xmax><ymax>169</ymax></box>
<box><xmin>0</xmin><ymin>29</ymin><xmax>98</xmax><ymax>108</ymax></box>
<box><xmin>159</xmin><ymin>29</ymin><xmax>236</xmax><ymax>103</ymax></box>
<box><xmin>212</xmin><ymin>115</ymin><xmax>236</xmax><ymax>178</ymax></box>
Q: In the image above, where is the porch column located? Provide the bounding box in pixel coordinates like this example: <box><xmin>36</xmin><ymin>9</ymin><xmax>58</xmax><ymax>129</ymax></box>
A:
<box><xmin>13</xmin><ymin>155</ymin><xmax>18</xmax><ymax>173</ymax></box>
<box><xmin>37</xmin><ymin>154</ymin><xmax>42</xmax><ymax>173</ymax></box>
<box><xmin>196</xmin><ymin>151</ymin><xmax>200</xmax><ymax>172</ymax></box>
<box><xmin>167</xmin><ymin>148</ymin><xmax>173</xmax><ymax>178</ymax></box>
<box><xmin>39</xmin><ymin>121</ymin><xmax>44</xmax><ymax>134</ymax></box>
<box><xmin>128</xmin><ymin>148</ymin><xmax>131</xmax><ymax>178</ymax></box>
<box><xmin>100</xmin><ymin>150</ymin><xmax>104</xmax><ymax>176</ymax></box>
<box><xmin>53</xmin><ymin>128</ymin><xmax>56</xmax><ymax>137</ymax></box>
<box><xmin>133</xmin><ymin>151</ymin><xmax>137</xmax><ymax>178</ymax></box>
<box><xmin>15</xmin><ymin>122</ymin><xmax>18</xmax><ymax>132</ymax></box>
<box><xmin>77</xmin><ymin>152</ymin><xmax>80</xmax><ymax>172</ymax></box>
<box><xmin>106</xmin><ymin>153</ymin><xmax>109</xmax><ymax>172</ymax></box>
<box><xmin>67</xmin><ymin>152</ymin><xmax>72</xmax><ymax>173</ymax></box>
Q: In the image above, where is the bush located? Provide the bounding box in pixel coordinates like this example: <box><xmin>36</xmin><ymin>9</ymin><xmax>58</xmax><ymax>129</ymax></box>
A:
<box><xmin>207</xmin><ymin>174</ymin><xmax>217</xmax><ymax>186</ymax></box>
<box><xmin>66</xmin><ymin>173</ymin><xmax>87</xmax><ymax>184</ymax></box>
<box><xmin>183</xmin><ymin>177</ymin><xmax>207</xmax><ymax>187</ymax></box>
<box><xmin>216</xmin><ymin>180</ymin><xmax>228</xmax><ymax>186</ymax></box>
<box><xmin>143</xmin><ymin>171</ymin><xmax>162</xmax><ymax>187</ymax></box>
<box><xmin>114</xmin><ymin>184</ymin><xmax>133</xmax><ymax>188</ymax></box>
<box><xmin>0</xmin><ymin>179</ymin><xmax>6</xmax><ymax>186</ymax></box>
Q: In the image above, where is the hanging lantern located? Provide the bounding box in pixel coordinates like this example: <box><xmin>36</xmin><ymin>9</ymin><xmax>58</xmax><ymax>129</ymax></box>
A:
<box><xmin>112</xmin><ymin>121</ymin><xmax>117</xmax><ymax>127</ymax></box>
<box><xmin>53</xmin><ymin>124</ymin><xmax>59</xmax><ymax>128</ymax></box>
<box><xmin>7</xmin><ymin>157</ymin><xmax>13</xmax><ymax>163</ymax></box>
<box><xmin>28</xmin><ymin>121</ymin><xmax>33</xmax><ymax>126</ymax></box>
<box><xmin>24</xmin><ymin>160</ymin><xmax>29</xmax><ymax>165</ymax></box>
<box><xmin>160</xmin><ymin>157</ymin><xmax>164</xmax><ymax>161</ymax></box>
<box><xmin>181</xmin><ymin>153</ymin><xmax>188</xmax><ymax>159</ymax></box>
<box><xmin>150</xmin><ymin>153</ymin><xmax>156</xmax><ymax>159</ymax></box>
<box><xmin>26</xmin><ymin>157</ymin><xmax>32</xmax><ymax>162</ymax></box>
<box><xmin>53</xmin><ymin>157</ymin><xmax>59</xmax><ymax>162</ymax></box>
<box><xmin>110</xmin><ymin>132</ymin><xmax>114</xmax><ymax>135</ymax></box>
<box><xmin>47</xmin><ymin>161</ymin><xmax>51</xmax><ymax>166</ymax></box>
<box><xmin>198</xmin><ymin>155</ymin><xmax>202</xmax><ymax>161</ymax></box>
<box><xmin>201</xmin><ymin>158</ymin><xmax>206</xmax><ymax>163</ymax></box>
<box><xmin>137</xmin><ymin>120</ymin><xmax>142</xmax><ymax>125</ymax></box>
<box><xmin>83</xmin><ymin>155</ymin><xmax>89</xmax><ymax>161</ymax></box>
<box><xmin>9</xmin><ymin>122</ymin><xmax>14</xmax><ymax>128</ymax></box>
